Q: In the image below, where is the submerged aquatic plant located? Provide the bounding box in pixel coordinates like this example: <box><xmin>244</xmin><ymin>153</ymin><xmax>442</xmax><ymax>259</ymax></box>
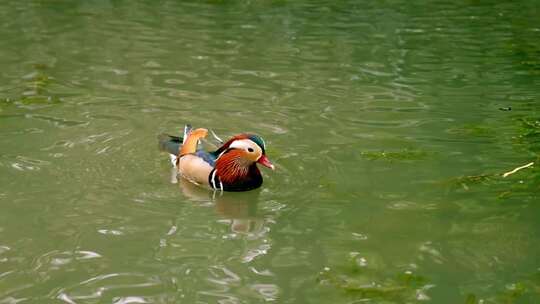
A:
<box><xmin>446</xmin><ymin>162</ymin><xmax>538</xmax><ymax>196</ymax></box>
<box><xmin>1</xmin><ymin>64</ymin><xmax>60</xmax><ymax>106</ymax></box>
<box><xmin>517</xmin><ymin>118</ymin><xmax>540</xmax><ymax>153</ymax></box>
<box><xmin>449</xmin><ymin>173</ymin><xmax>495</xmax><ymax>188</ymax></box>
<box><xmin>317</xmin><ymin>252</ymin><xmax>432</xmax><ymax>302</ymax></box>
<box><xmin>447</xmin><ymin>124</ymin><xmax>496</xmax><ymax>137</ymax></box>
<box><xmin>360</xmin><ymin>149</ymin><xmax>429</xmax><ymax>161</ymax></box>
<box><xmin>444</xmin><ymin>117</ymin><xmax>539</xmax><ymax>196</ymax></box>
<box><xmin>317</xmin><ymin>266</ymin><xmax>431</xmax><ymax>302</ymax></box>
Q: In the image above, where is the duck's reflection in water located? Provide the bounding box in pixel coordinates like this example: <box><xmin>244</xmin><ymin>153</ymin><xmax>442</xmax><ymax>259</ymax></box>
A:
<box><xmin>178</xmin><ymin>176</ymin><xmax>264</xmax><ymax>235</ymax></box>
<box><xmin>159</xmin><ymin>174</ymin><xmax>275</xmax><ymax>302</ymax></box>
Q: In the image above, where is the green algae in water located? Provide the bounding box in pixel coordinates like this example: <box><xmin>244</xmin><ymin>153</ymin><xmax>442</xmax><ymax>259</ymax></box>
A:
<box><xmin>450</xmin><ymin>173</ymin><xmax>495</xmax><ymax>186</ymax></box>
<box><xmin>0</xmin><ymin>1</ymin><xmax>539</xmax><ymax>303</ymax></box>
<box><xmin>444</xmin><ymin>161</ymin><xmax>538</xmax><ymax>200</ymax></box>
<box><xmin>465</xmin><ymin>294</ymin><xmax>478</xmax><ymax>304</ymax></box>
<box><xmin>2</xmin><ymin>70</ymin><xmax>60</xmax><ymax>106</ymax></box>
<box><xmin>518</xmin><ymin>118</ymin><xmax>540</xmax><ymax>152</ymax></box>
<box><xmin>317</xmin><ymin>267</ymin><xmax>430</xmax><ymax>301</ymax></box>
<box><xmin>447</xmin><ymin>124</ymin><xmax>496</xmax><ymax>137</ymax></box>
<box><xmin>22</xmin><ymin>73</ymin><xmax>53</xmax><ymax>96</ymax></box>
<box><xmin>316</xmin><ymin>253</ymin><xmax>431</xmax><ymax>301</ymax></box>
<box><xmin>360</xmin><ymin>149</ymin><xmax>429</xmax><ymax>161</ymax></box>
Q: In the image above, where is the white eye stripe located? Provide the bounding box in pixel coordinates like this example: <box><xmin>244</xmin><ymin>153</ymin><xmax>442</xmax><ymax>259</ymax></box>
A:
<box><xmin>229</xmin><ymin>139</ymin><xmax>260</xmax><ymax>152</ymax></box>
<box><xmin>229</xmin><ymin>139</ymin><xmax>252</xmax><ymax>150</ymax></box>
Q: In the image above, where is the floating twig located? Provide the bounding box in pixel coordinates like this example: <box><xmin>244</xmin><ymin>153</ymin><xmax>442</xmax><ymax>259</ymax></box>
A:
<box><xmin>502</xmin><ymin>162</ymin><xmax>534</xmax><ymax>178</ymax></box>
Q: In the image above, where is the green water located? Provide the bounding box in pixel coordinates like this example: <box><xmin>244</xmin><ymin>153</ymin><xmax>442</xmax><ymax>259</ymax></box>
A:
<box><xmin>1</xmin><ymin>1</ymin><xmax>539</xmax><ymax>303</ymax></box>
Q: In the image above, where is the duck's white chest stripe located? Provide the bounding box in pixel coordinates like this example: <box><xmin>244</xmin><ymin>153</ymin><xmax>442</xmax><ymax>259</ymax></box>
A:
<box><xmin>210</xmin><ymin>169</ymin><xmax>217</xmax><ymax>189</ymax></box>
<box><xmin>209</xmin><ymin>169</ymin><xmax>224</xmax><ymax>191</ymax></box>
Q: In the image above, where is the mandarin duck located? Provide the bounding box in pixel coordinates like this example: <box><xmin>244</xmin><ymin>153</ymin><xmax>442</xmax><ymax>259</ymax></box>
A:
<box><xmin>159</xmin><ymin>125</ymin><xmax>274</xmax><ymax>191</ymax></box>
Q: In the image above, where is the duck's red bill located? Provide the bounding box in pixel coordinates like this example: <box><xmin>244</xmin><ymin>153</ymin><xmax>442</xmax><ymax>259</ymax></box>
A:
<box><xmin>257</xmin><ymin>155</ymin><xmax>275</xmax><ymax>170</ymax></box>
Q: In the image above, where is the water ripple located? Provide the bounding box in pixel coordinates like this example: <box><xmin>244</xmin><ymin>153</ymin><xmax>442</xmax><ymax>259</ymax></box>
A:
<box><xmin>0</xmin><ymin>0</ymin><xmax>539</xmax><ymax>303</ymax></box>
<box><xmin>55</xmin><ymin>273</ymin><xmax>163</xmax><ymax>303</ymax></box>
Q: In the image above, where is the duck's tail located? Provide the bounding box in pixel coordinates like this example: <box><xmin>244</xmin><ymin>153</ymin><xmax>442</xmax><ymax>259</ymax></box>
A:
<box><xmin>158</xmin><ymin>124</ymin><xmax>196</xmax><ymax>168</ymax></box>
<box><xmin>158</xmin><ymin>133</ymin><xmax>183</xmax><ymax>155</ymax></box>
<box><xmin>157</xmin><ymin>124</ymin><xmax>193</xmax><ymax>155</ymax></box>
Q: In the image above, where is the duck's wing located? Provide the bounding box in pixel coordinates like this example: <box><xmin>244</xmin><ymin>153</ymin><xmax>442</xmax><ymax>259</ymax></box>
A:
<box><xmin>194</xmin><ymin>150</ymin><xmax>218</xmax><ymax>167</ymax></box>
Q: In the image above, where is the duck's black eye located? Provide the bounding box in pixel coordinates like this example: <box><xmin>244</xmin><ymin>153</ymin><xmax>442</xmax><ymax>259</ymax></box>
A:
<box><xmin>247</xmin><ymin>148</ymin><xmax>254</xmax><ymax>152</ymax></box>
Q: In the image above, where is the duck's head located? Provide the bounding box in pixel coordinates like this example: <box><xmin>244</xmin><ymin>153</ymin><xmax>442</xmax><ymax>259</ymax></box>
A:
<box><xmin>216</xmin><ymin>134</ymin><xmax>274</xmax><ymax>170</ymax></box>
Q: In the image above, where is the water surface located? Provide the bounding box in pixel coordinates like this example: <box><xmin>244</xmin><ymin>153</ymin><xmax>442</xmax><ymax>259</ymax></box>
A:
<box><xmin>1</xmin><ymin>1</ymin><xmax>539</xmax><ymax>303</ymax></box>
